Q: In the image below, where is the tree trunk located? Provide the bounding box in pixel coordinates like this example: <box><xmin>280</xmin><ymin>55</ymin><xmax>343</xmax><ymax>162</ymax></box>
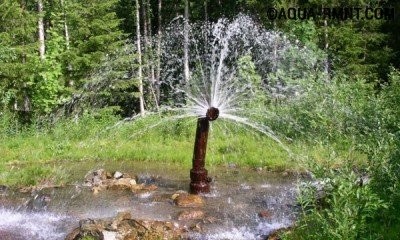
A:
<box><xmin>61</xmin><ymin>0</ymin><xmax>70</xmax><ymax>51</ymax></box>
<box><xmin>146</xmin><ymin>0</ymin><xmax>158</xmax><ymax>110</ymax></box>
<box><xmin>37</xmin><ymin>0</ymin><xmax>45</xmax><ymax>60</ymax></box>
<box><xmin>272</xmin><ymin>21</ymin><xmax>277</xmax><ymax>73</ymax></box>
<box><xmin>324</xmin><ymin>19</ymin><xmax>330</xmax><ymax>80</ymax></box>
<box><xmin>142</xmin><ymin>0</ymin><xmax>148</xmax><ymax>53</ymax></box>
<box><xmin>19</xmin><ymin>1</ymin><xmax>31</xmax><ymax>114</ymax></box>
<box><xmin>141</xmin><ymin>0</ymin><xmax>158</xmax><ymax>110</ymax></box>
<box><xmin>183</xmin><ymin>0</ymin><xmax>190</xmax><ymax>84</ymax></box>
<box><xmin>61</xmin><ymin>0</ymin><xmax>73</xmax><ymax>87</ymax></box>
<box><xmin>136</xmin><ymin>0</ymin><xmax>145</xmax><ymax>116</ymax></box>
<box><xmin>155</xmin><ymin>0</ymin><xmax>162</xmax><ymax>102</ymax></box>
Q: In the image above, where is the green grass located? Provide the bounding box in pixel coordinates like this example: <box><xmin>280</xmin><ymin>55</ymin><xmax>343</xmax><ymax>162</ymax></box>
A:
<box><xmin>0</xmin><ymin>114</ymin><xmax>367</xmax><ymax>187</ymax></box>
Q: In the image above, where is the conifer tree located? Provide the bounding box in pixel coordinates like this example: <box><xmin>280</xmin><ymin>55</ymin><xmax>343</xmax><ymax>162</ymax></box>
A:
<box><xmin>0</xmin><ymin>0</ymin><xmax>38</xmax><ymax>120</ymax></box>
<box><xmin>64</xmin><ymin>0</ymin><xmax>125</xmax><ymax>88</ymax></box>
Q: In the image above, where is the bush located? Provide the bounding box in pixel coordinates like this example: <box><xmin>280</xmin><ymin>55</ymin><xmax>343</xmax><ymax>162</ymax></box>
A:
<box><xmin>267</xmin><ymin>75</ymin><xmax>377</xmax><ymax>144</ymax></box>
<box><xmin>285</xmin><ymin>69</ymin><xmax>400</xmax><ymax>240</ymax></box>
<box><xmin>287</xmin><ymin>168</ymin><xmax>386</xmax><ymax>240</ymax></box>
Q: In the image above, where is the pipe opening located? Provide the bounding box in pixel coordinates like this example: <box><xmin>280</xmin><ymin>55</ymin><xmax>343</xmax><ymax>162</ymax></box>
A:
<box><xmin>206</xmin><ymin>107</ymin><xmax>219</xmax><ymax>121</ymax></box>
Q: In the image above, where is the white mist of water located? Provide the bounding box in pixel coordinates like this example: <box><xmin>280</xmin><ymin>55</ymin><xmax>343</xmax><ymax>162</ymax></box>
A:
<box><xmin>159</xmin><ymin>14</ymin><xmax>324</xmax><ymax>148</ymax></box>
<box><xmin>163</xmin><ymin>15</ymin><xmax>320</xmax><ymax>109</ymax></box>
<box><xmin>190</xmin><ymin>219</ymin><xmax>291</xmax><ymax>240</ymax></box>
<box><xmin>0</xmin><ymin>208</ymin><xmax>74</xmax><ymax>240</ymax></box>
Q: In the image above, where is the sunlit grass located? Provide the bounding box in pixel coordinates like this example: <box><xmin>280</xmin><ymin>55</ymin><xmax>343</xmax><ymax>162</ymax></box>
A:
<box><xmin>0</xmin><ymin>114</ymin><xmax>367</xmax><ymax>186</ymax></box>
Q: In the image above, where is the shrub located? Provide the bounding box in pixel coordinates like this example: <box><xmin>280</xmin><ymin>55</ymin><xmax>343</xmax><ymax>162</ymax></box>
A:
<box><xmin>287</xmin><ymin>168</ymin><xmax>386</xmax><ymax>240</ymax></box>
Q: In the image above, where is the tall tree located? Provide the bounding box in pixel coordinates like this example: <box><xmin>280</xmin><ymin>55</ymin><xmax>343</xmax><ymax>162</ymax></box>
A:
<box><xmin>0</xmin><ymin>0</ymin><xmax>37</xmax><ymax>120</ymax></box>
<box><xmin>64</xmin><ymin>0</ymin><xmax>124</xmax><ymax>87</ymax></box>
<box><xmin>142</xmin><ymin>0</ymin><xmax>158</xmax><ymax>110</ymax></box>
<box><xmin>60</xmin><ymin>0</ymin><xmax>73</xmax><ymax>87</ymax></box>
<box><xmin>136</xmin><ymin>0</ymin><xmax>145</xmax><ymax>116</ymax></box>
<box><xmin>37</xmin><ymin>0</ymin><xmax>45</xmax><ymax>60</ymax></box>
<box><xmin>155</xmin><ymin>0</ymin><xmax>162</xmax><ymax>102</ymax></box>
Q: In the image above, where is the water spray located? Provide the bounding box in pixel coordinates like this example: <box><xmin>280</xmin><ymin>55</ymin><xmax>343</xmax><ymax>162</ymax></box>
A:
<box><xmin>190</xmin><ymin>107</ymin><xmax>219</xmax><ymax>194</ymax></box>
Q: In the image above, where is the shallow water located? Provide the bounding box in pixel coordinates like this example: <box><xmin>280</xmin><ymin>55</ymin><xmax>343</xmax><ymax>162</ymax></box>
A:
<box><xmin>0</xmin><ymin>161</ymin><xmax>300</xmax><ymax>239</ymax></box>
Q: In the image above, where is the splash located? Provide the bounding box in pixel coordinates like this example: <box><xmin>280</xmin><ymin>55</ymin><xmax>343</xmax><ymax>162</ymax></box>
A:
<box><xmin>190</xmin><ymin>220</ymin><xmax>291</xmax><ymax>240</ymax></box>
<box><xmin>159</xmin><ymin>14</ymin><xmax>324</xmax><ymax>148</ymax></box>
<box><xmin>0</xmin><ymin>208</ymin><xmax>74</xmax><ymax>240</ymax></box>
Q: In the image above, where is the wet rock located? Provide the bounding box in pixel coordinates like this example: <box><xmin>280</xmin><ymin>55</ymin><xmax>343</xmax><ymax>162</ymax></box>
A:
<box><xmin>143</xmin><ymin>184</ymin><xmax>158</xmax><ymax>191</ymax></box>
<box><xmin>267</xmin><ymin>227</ymin><xmax>292</xmax><ymax>240</ymax></box>
<box><xmin>107</xmin><ymin>178</ymin><xmax>137</xmax><ymax>190</ymax></box>
<box><xmin>64</xmin><ymin>228</ymin><xmax>81</xmax><ymax>240</ymax></box>
<box><xmin>171</xmin><ymin>190</ymin><xmax>188</xmax><ymax>200</ymax></box>
<box><xmin>116</xmin><ymin>211</ymin><xmax>132</xmax><ymax>221</ymax></box>
<box><xmin>267</xmin><ymin>232</ymin><xmax>281</xmax><ymax>240</ymax></box>
<box><xmin>102</xmin><ymin>231</ymin><xmax>117</xmax><ymax>240</ymax></box>
<box><xmin>83</xmin><ymin>169</ymin><xmax>158</xmax><ymax>194</ymax></box>
<box><xmin>110</xmin><ymin>212</ymin><xmax>131</xmax><ymax>230</ymax></box>
<box><xmin>123</xmin><ymin>234</ymin><xmax>136</xmax><ymax>240</ymax></box>
<box><xmin>84</xmin><ymin>169</ymin><xmax>112</xmax><ymax>187</ymax></box>
<box><xmin>131</xmin><ymin>184</ymin><xmax>158</xmax><ymax>193</ymax></box>
<box><xmin>65</xmin><ymin>224</ymin><xmax>104</xmax><ymax>240</ymax></box>
<box><xmin>24</xmin><ymin>193</ymin><xmax>51</xmax><ymax>211</ymax></box>
<box><xmin>92</xmin><ymin>186</ymin><xmax>102</xmax><ymax>195</ymax></box>
<box><xmin>92</xmin><ymin>176</ymin><xmax>103</xmax><ymax>186</ymax></box>
<box><xmin>65</xmin><ymin>212</ymin><xmax>187</xmax><ymax>240</ymax></box>
<box><xmin>177</xmin><ymin>210</ymin><xmax>205</xmax><ymax>220</ymax></box>
<box><xmin>80</xmin><ymin>218</ymin><xmax>106</xmax><ymax>234</ymax></box>
<box><xmin>174</xmin><ymin>194</ymin><xmax>205</xmax><ymax>208</ymax></box>
<box><xmin>258</xmin><ymin>210</ymin><xmax>272</xmax><ymax>219</ymax></box>
<box><xmin>189</xmin><ymin>222</ymin><xmax>203</xmax><ymax>232</ymax></box>
<box><xmin>65</xmin><ymin>219</ymin><xmax>108</xmax><ymax>240</ymax></box>
<box><xmin>95</xmin><ymin>169</ymin><xmax>111</xmax><ymax>180</ymax></box>
<box><xmin>136</xmin><ymin>174</ymin><xmax>161</xmax><ymax>184</ymax></box>
<box><xmin>113</xmin><ymin>171</ymin><xmax>123</xmax><ymax>179</ymax></box>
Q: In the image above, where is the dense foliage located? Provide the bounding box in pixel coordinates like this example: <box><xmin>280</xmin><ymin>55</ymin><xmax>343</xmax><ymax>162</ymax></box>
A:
<box><xmin>0</xmin><ymin>0</ymin><xmax>399</xmax><ymax>119</ymax></box>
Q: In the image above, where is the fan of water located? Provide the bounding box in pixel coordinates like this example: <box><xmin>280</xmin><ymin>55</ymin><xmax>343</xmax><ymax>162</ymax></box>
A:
<box><xmin>159</xmin><ymin>14</ymin><xmax>323</xmax><ymax>146</ymax></box>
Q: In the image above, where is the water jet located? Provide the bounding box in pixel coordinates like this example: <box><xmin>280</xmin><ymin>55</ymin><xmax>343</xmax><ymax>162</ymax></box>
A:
<box><xmin>190</xmin><ymin>107</ymin><xmax>219</xmax><ymax>194</ymax></box>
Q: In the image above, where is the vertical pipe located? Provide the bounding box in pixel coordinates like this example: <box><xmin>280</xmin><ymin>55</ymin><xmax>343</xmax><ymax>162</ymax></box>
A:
<box><xmin>190</xmin><ymin>117</ymin><xmax>210</xmax><ymax>194</ymax></box>
<box><xmin>190</xmin><ymin>107</ymin><xmax>219</xmax><ymax>194</ymax></box>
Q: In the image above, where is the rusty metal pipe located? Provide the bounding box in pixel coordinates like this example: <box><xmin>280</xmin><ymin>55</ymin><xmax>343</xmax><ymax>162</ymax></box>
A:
<box><xmin>206</xmin><ymin>107</ymin><xmax>219</xmax><ymax>121</ymax></box>
<box><xmin>190</xmin><ymin>107</ymin><xmax>219</xmax><ymax>194</ymax></box>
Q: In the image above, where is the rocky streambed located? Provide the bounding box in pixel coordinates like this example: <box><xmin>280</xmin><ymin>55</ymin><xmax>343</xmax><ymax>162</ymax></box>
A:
<box><xmin>0</xmin><ymin>163</ymin><xmax>300</xmax><ymax>240</ymax></box>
